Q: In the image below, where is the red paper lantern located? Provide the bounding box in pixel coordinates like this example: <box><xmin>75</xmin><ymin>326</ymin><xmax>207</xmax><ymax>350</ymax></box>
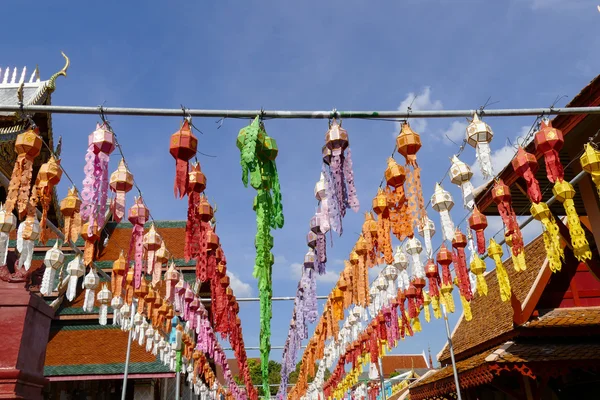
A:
<box><xmin>468</xmin><ymin>206</ymin><xmax>488</xmax><ymax>256</ymax></box>
<box><xmin>436</xmin><ymin>244</ymin><xmax>453</xmax><ymax>287</ymax></box>
<box><xmin>534</xmin><ymin>119</ymin><xmax>564</xmax><ymax>183</ymax></box>
<box><xmin>170</xmin><ymin>120</ymin><xmax>198</xmax><ymax>198</ymax></box>
<box><xmin>425</xmin><ymin>260</ymin><xmax>440</xmax><ymax>298</ymax></box>
<box><xmin>511</xmin><ymin>147</ymin><xmax>541</xmax><ymax>203</ymax></box>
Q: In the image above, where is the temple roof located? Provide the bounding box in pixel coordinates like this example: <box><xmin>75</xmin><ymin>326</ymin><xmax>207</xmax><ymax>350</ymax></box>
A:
<box><xmin>381</xmin><ymin>354</ymin><xmax>428</xmax><ymax>377</ymax></box>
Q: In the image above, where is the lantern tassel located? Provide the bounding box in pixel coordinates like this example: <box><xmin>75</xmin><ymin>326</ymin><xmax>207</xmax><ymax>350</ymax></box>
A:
<box><xmin>542</xmin><ymin>228</ymin><xmax>562</xmax><ymax>273</ymax></box>
<box><xmin>67</xmin><ymin>274</ymin><xmax>79</xmax><ymax>302</ymax></box>
<box><xmin>40</xmin><ymin>267</ymin><xmax>56</xmax><ymax>296</ymax></box>
<box><xmin>16</xmin><ymin>222</ymin><xmax>35</xmax><ymax>271</ymax></box>
<box><xmin>544</xmin><ymin>149</ymin><xmax>564</xmax><ymax>183</ymax></box>
<box><xmin>460</xmin><ymin>181</ymin><xmax>475</xmax><ymax>210</ymax></box>
<box><xmin>412</xmin><ymin>317</ymin><xmax>421</xmax><ymax>332</ymax></box>
<box><xmin>343</xmin><ymin>148</ymin><xmax>360</xmax><ymax>212</ymax></box>
<box><xmin>489</xmin><ymin>240</ymin><xmax>511</xmax><ymax>302</ymax></box>
<box><xmin>174</xmin><ymin>159</ymin><xmax>189</xmax><ymax>199</ymax></box>
<box><xmin>440</xmin><ymin>210</ymin><xmax>455</xmax><ymax>242</ymax></box>
<box><xmin>460</xmin><ymin>294</ymin><xmax>472</xmax><ymax>321</ymax></box>
<box><xmin>99</xmin><ymin>304</ymin><xmax>108</xmax><ymax>326</ymax></box>
<box><xmin>558</xmin><ymin>191</ymin><xmax>592</xmax><ymax>262</ymax></box>
<box><xmin>0</xmin><ymin>231</ymin><xmax>9</xmax><ymax>266</ymax></box>
<box><xmin>431</xmin><ymin>296</ymin><xmax>441</xmax><ymax>319</ymax></box>
<box><xmin>475</xmin><ymin>230</ymin><xmax>486</xmax><ymax>255</ymax></box>
<box><xmin>475</xmin><ymin>142</ymin><xmax>494</xmax><ymax>179</ymax></box>
<box><xmin>128</xmin><ymin>223</ymin><xmax>144</xmax><ymax>288</ymax></box>
<box><xmin>113</xmin><ymin>191</ymin><xmax>126</xmax><ymax>222</ymax></box>
<box><xmin>111</xmin><ymin>298</ymin><xmax>122</xmax><ymax>326</ymax></box>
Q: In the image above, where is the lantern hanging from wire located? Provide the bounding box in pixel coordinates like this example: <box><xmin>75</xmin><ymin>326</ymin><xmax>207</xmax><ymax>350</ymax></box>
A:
<box><xmin>393</xmin><ymin>246</ymin><xmax>410</xmax><ymax>292</ymax></box>
<box><xmin>81</xmin><ymin>123</ymin><xmax>115</xmax><ymax>234</ymax></box>
<box><xmin>4</xmin><ymin>128</ymin><xmax>42</xmax><ymax>218</ymax></box>
<box><xmin>385</xmin><ymin>157</ymin><xmax>411</xmax><ymax>240</ymax></box>
<box><xmin>144</xmin><ymin>223</ymin><xmax>162</xmax><ymax>277</ymax></box>
<box><xmin>405</xmin><ymin>237</ymin><xmax>425</xmax><ymax>281</ymax></box>
<box><xmin>487</xmin><ymin>239</ymin><xmax>511</xmax><ymax>302</ymax></box>
<box><xmin>492</xmin><ymin>180</ymin><xmax>524</xmax><ymax>260</ymax></box>
<box><xmin>580</xmin><ymin>143</ymin><xmax>600</xmax><ymax>195</ymax></box>
<box><xmin>127</xmin><ymin>197</ymin><xmax>149</xmax><ymax>288</ymax></box>
<box><xmin>303</xmin><ymin>249</ymin><xmax>318</xmax><ymax>324</ymax></box>
<box><xmin>417</xmin><ymin>216</ymin><xmax>435</xmax><ymax>260</ymax></box>
<box><xmin>81</xmin><ymin>221</ymin><xmax>99</xmax><ymax>266</ymax></box>
<box><xmin>111</xmin><ymin>290</ymin><xmax>124</xmax><ymax>327</ymax></box>
<box><xmin>452</xmin><ymin>228</ymin><xmax>472</xmax><ymax>302</ymax></box>
<box><xmin>170</xmin><ymin>119</ymin><xmax>198</xmax><ymax>199</ymax></box>
<box><xmin>362</xmin><ymin>212</ymin><xmax>379</xmax><ymax>267</ymax></box>
<box><xmin>16</xmin><ymin>213</ymin><xmax>40</xmax><ymax>270</ymax></box>
<box><xmin>41</xmin><ymin>241</ymin><xmax>64</xmax><ymax>296</ymax></box>
<box><xmin>467</xmin><ymin>231</ymin><xmax>487</xmax><ymax>296</ymax></box>
<box><xmin>552</xmin><ymin>180</ymin><xmax>592</xmax><ymax>262</ymax></box>
<box><xmin>436</xmin><ymin>244</ymin><xmax>454</xmax><ymax>313</ymax></box>
<box><xmin>449</xmin><ymin>155</ymin><xmax>475</xmax><ymax>210</ymax></box>
<box><xmin>396</xmin><ymin>121</ymin><xmax>426</xmax><ymax>232</ymax></box>
<box><xmin>530</xmin><ymin>202</ymin><xmax>563</xmax><ymax>272</ymax></box>
<box><xmin>32</xmin><ymin>155</ymin><xmax>62</xmax><ymax>243</ymax></box>
<box><xmin>534</xmin><ymin>119</ymin><xmax>564</xmax><ymax>183</ymax></box>
<box><xmin>109</xmin><ymin>158</ymin><xmax>134</xmax><ymax>222</ymax></box>
<box><xmin>431</xmin><ymin>183</ymin><xmax>455</xmax><ymax>242</ymax></box>
<box><xmin>97</xmin><ymin>284</ymin><xmax>112</xmax><ymax>326</ymax></box>
<box><xmin>83</xmin><ymin>267</ymin><xmax>99</xmax><ymax>312</ymax></box>
<box><xmin>425</xmin><ymin>260</ymin><xmax>441</xmax><ymax>319</ymax></box>
<box><xmin>66</xmin><ymin>254</ymin><xmax>84</xmax><ymax>301</ymax></box>
<box><xmin>504</xmin><ymin>231</ymin><xmax>527</xmax><ymax>272</ymax></box>
<box><xmin>405</xmin><ymin>282</ymin><xmax>421</xmax><ymax>332</ymax></box>
<box><xmin>0</xmin><ymin>203</ymin><xmax>16</xmax><ymax>266</ymax></box>
<box><xmin>314</xmin><ymin>172</ymin><xmax>332</xmax><ymax>234</ymax></box>
<box><xmin>60</xmin><ymin>187</ymin><xmax>82</xmax><ymax>244</ymax></box>
<box><xmin>468</xmin><ymin>205</ymin><xmax>488</xmax><ymax>256</ymax></box>
<box><xmin>511</xmin><ymin>147</ymin><xmax>542</xmax><ymax>203</ymax></box>
<box><xmin>165</xmin><ymin>262</ymin><xmax>179</xmax><ymax>302</ymax></box>
<box><xmin>382</xmin><ymin>264</ymin><xmax>399</xmax><ymax>303</ymax></box>
<box><xmin>111</xmin><ymin>250</ymin><xmax>127</xmax><ymax>296</ymax></box>
<box><xmin>373</xmin><ymin>188</ymin><xmax>393</xmax><ymax>264</ymax></box>
<box><xmin>466</xmin><ymin>113</ymin><xmax>494</xmax><ymax>179</ymax></box>
<box><xmin>153</xmin><ymin>241</ymin><xmax>170</xmax><ymax>287</ymax></box>
<box><xmin>185</xmin><ymin>163</ymin><xmax>208</xmax><ymax>280</ymax></box>
<box><xmin>422</xmin><ymin>290</ymin><xmax>432</xmax><ymax>323</ymax></box>
<box><xmin>310</xmin><ymin>207</ymin><xmax>328</xmax><ymax>274</ymax></box>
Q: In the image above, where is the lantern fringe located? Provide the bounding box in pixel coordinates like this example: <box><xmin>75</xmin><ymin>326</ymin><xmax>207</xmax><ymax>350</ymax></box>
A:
<box><xmin>0</xmin><ymin>231</ymin><xmax>10</xmax><ymax>266</ymax></box>
<box><xmin>431</xmin><ymin>295</ymin><xmax>441</xmax><ymax>319</ymax></box>
<box><xmin>442</xmin><ymin>285</ymin><xmax>455</xmax><ymax>313</ymax></box>
<box><xmin>40</xmin><ymin>267</ymin><xmax>56</xmax><ymax>296</ymax></box>
<box><xmin>460</xmin><ymin>180</ymin><xmax>475</xmax><ymax>210</ymax></box>
<box><xmin>542</xmin><ymin>229</ymin><xmax>562</xmax><ymax>273</ymax></box>
<box><xmin>510</xmin><ymin>247</ymin><xmax>527</xmax><ymax>272</ymax></box>
<box><xmin>16</xmin><ymin>219</ymin><xmax>35</xmax><ymax>270</ymax></box>
<box><xmin>562</xmin><ymin>197</ymin><xmax>592</xmax><ymax>262</ymax></box>
<box><xmin>460</xmin><ymin>294</ymin><xmax>472</xmax><ymax>321</ymax></box>
<box><xmin>412</xmin><ymin>317</ymin><xmax>421</xmax><ymax>332</ymax></box>
<box><xmin>440</xmin><ymin>211</ymin><xmax>455</xmax><ymax>242</ymax></box>
<box><xmin>99</xmin><ymin>304</ymin><xmax>109</xmax><ymax>326</ymax></box>
<box><xmin>492</xmin><ymin>255</ymin><xmax>511</xmax><ymax>302</ymax></box>
<box><xmin>475</xmin><ymin>142</ymin><xmax>494</xmax><ymax>179</ymax></box>
<box><xmin>423</xmin><ymin>301</ymin><xmax>431</xmax><ymax>323</ymax></box>
<box><xmin>83</xmin><ymin>288</ymin><xmax>96</xmax><ymax>312</ymax></box>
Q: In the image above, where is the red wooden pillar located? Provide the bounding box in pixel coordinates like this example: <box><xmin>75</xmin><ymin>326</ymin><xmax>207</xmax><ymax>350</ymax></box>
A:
<box><xmin>0</xmin><ymin>279</ymin><xmax>54</xmax><ymax>400</ymax></box>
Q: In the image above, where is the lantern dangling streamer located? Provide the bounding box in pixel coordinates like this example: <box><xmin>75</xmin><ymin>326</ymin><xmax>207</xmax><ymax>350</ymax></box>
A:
<box><xmin>468</xmin><ymin>206</ymin><xmax>488</xmax><ymax>256</ymax></box>
<box><xmin>405</xmin><ymin>237</ymin><xmax>425</xmax><ymax>281</ymax></box>
<box><xmin>393</xmin><ymin>246</ymin><xmax>410</xmax><ymax>294</ymax></box>
<box><xmin>467</xmin><ymin>233</ymin><xmax>487</xmax><ymax>296</ymax></box>
<box><xmin>417</xmin><ymin>216</ymin><xmax>435</xmax><ymax>260</ymax></box>
<box><xmin>552</xmin><ymin>180</ymin><xmax>592</xmax><ymax>262</ymax></box>
<box><xmin>534</xmin><ymin>119</ymin><xmax>564</xmax><ymax>183</ymax></box>
<box><xmin>314</xmin><ymin>172</ymin><xmax>331</xmax><ymax>234</ymax></box>
<box><xmin>449</xmin><ymin>155</ymin><xmax>475</xmax><ymax>210</ymax></box>
<box><xmin>144</xmin><ymin>223</ymin><xmax>163</xmax><ymax>277</ymax></box>
<box><xmin>405</xmin><ymin>283</ymin><xmax>420</xmax><ymax>332</ymax></box>
<box><xmin>492</xmin><ymin>180</ymin><xmax>524</xmax><ymax>257</ymax></box>
<box><xmin>431</xmin><ymin>183</ymin><xmax>455</xmax><ymax>242</ymax></box>
<box><xmin>127</xmin><ymin>197</ymin><xmax>149</xmax><ymax>288</ymax></box>
<box><xmin>436</xmin><ymin>245</ymin><xmax>455</xmax><ymax>313</ymax></box>
<box><xmin>322</xmin><ymin>119</ymin><xmax>360</xmax><ymax>235</ymax></box>
<box><xmin>396</xmin><ymin>122</ymin><xmax>426</xmax><ymax>232</ymax></box>
<box><xmin>83</xmin><ymin>267</ymin><xmax>99</xmax><ymax>312</ymax></box>
<box><xmin>303</xmin><ymin>249</ymin><xmax>318</xmax><ymax>323</ymax></box>
<box><xmin>580</xmin><ymin>143</ymin><xmax>600</xmax><ymax>196</ymax></box>
<box><xmin>487</xmin><ymin>239</ymin><xmax>511</xmax><ymax>302</ymax></box>
<box><xmin>185</xmin><ymin>163</ymin><xmax>208</xmax><ymax>278</ymax></box>
<box><xmin>511</xmin><ymin>147</ymin><xmax>542</xmax><ymax>203</ymax></box>
<box><xmin>81</xmin><ymin>123</ymin><xmax>115</xmax><ymax>234</ymax></box>
<box><xmin>504</xmin><ymin>231</ymin><xmax>527</xmax><ymax>272</ymax></box>
<box><xmin>362</xmin><ymin>212</ymin><xmax>380</xmax><ymax>267</ymax></box>
<box><xmin>452</xmin><ymin>229</ymin><xmax>473</xmax><ymax>302</ymax></box>
<box><xmin>466</xmin><ymin>113</ymin><xmax>494</xmax><ymax>179</ymax></box>
<box><xmin>66</xmin><ymin>254</ymin><xmax>84</xmax><ymax>301</ymax></box>
<box><xmin>0</xmin><ymin>204</ymin><xmax>17</xmax><ymax>265</ymax></box>
<box><xmin>60</xmin><ymin>187</ymin><xmax>82</xmax><ymax>244</ymax></box>
<box><xmin>4</xmin><ymin>128</ymin><xmax>42</xmax><ymax>219</ymax></box>
<box><xmin>81</xmin><ymin>221</ymin><xmax>99</xmax><ymax>266</ymax></box>
<box><xmin>382</xmin><ymin>265</ymin><xmax>399</xmax><ymax>305</ymax></box>
<box><xmin>373</xmin><ymin>189</ymin><xmax>393</xmax><ymax>264</ymax></box>
<box><xmin>170</xmin><ymin>119</ymin><xmax>198</xmax><ymax>199</ymax></box>
<box><xmin>41</xmin><ymin>241</ymin><xmax>64</xmax><ymax>296</ymax></box>
<box><xmin>311</xmin><ymin>207</ymin><xmax>328</xmax><ymax>274</ymax></box>
<box><xmin>425</xmin><ymin>260</ymin><xmax>441</xmax><ymax>319</ymax></box>
<box><xmin>459</xmin><ymin>291</ymin><xmax>473</xmax><ymax>321</ymax></box>
<box><xmin>422</xmin><ymin>291</ymin><xmax>431</xmax><ymax>323</ymax></box>
<box><xmin>109</xmin><ymin>158</ymin><xmax>134</xmax><ymax>222</ymax></box>
<box><xmin>154</xmin><ymin>241</ymin><xmax>170</xmax><ymax>287</ymax></box>
<box><xmin>111</xmin><ymin>250</ymin><xmax>127</xmax><ymax>296</ymax></box>
<box><xmin>17</xmin><ymin>213</ymin><xmax>40</xmax><ymax>270</ymax></box>
<box><xmin>32</xmin><ymin>156</ymin><xmax>62</xmax><ymax>243</ymax></box>
<box><xmin>531</xmin><ymin>202</ymin><xmax>564</xmax><ymax>272</ymax></box>
<box><xmin>111</xmin><ymin>295</ymin><xmax>123</xmax><ymax>326</ymax></box>
<box><xmin>385</xmin><ymin>158</ymin><xmax>412</xmax><ymax>240</ymax></box>
<box><xmin>236</xmin><ymin>116</ymin><xmax>284</xmax><ymax>396</ymax></box>
<box><xmin>97</xmin><ymin>284</ymin><xmax>112</xmax><ymax>326</ymax></box>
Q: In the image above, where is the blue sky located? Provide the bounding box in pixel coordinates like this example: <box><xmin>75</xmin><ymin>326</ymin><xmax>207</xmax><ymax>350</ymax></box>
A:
<box><xmin>2</xmin><ymin>0</ymin><xmax>599</xmax><ymax>366</ymax></box>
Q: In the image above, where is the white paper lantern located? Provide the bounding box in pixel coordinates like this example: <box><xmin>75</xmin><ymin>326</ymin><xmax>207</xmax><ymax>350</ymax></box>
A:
<box><xmin>41</xmin><ymin>242</ymin><xmax>64</xmax><ymax>296</ymax></box>
<box><xmin>417</xmin><ymin>216</ymin><xmax>436</xmax><ymax>260</ymax></box>
<box><xmin>120</xmin><ymin>303</ymin><xmax>131</xmax><ymax>331</ymax></box>
<box><xmin>111</xmin><ymin>296</ymin><xmax>123</xmax><ymax>326</ymax></box>
<box><xmin>431</xmin><ymin>183</ymin><xmax>455</xmax><ymax>242</ymax></box>
<box><xmin>145</xmin><ymin>325</ymin><xmax>155</xmax><ymax>352</ymax></box>
<box><xmin>466</xmin><ymin>113</ymin><xmax>494</xmax><ymax>179</ymax></box>
<box><xmin>16</xmin><ymin>215</ymin><xmax>40</xmax><ymax>270</ymax></box>
<box><xmin>450</xmin><ymin>155</ymin><xmax>476</xmax><ymax>210</ymax></box>
<box><xmin>66</xmin><ymin>255</ymin><xmax>84</xmax><ymax>301</ymax></box>
<box><xmin>393</xmin><ymin>246</ymin><xmax>410</xmax><ymax>291</ymax></box>
<box><xmin>405</xmin><ymin>237</ymin><xmax>425</xmax><ymax>279</ymax></box>
<box><xmin>97</xmin><ymin>284</ymin><xmax>112</xmax><ymax>325</ymax></box>
<box><xmin>0</xmin><ymin>204</ymin><xmax>16</xmax><ymax>266</ymax></box>
<box><xmin>82</xmin><ymin>268</ymin><xmax>99</xmax><ymax>312</ymax></box>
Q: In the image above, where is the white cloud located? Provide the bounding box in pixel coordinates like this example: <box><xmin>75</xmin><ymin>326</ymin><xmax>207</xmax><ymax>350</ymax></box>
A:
<box><xmin>227</xmin><ymin>271</ymin><xmax>254</xmax><ymax>297</ymax></box>
<box><xmin>442</xmin><ymin>121</ymin><xmax>468</xmax><ymax>146</ymax></box>
<box><xmin>395</xmin><ymin>87</ymin><xmax>443</xmax><ymax>135</ymax></box>
<box><xmin>526</xmin><ymin>0</ymin><xmax>587</xmax><ymax>10</ymax></box>
<box><xmin>289</xmin><ymin>262</ymin><xmax>340</xmax><ymax>283</ymax></box>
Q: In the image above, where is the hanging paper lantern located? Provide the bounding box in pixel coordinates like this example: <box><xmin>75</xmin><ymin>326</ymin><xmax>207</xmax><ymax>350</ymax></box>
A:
<box><xmin>185</xmin><ymin>164</ymin><xmax>209</xmax><ymax>281</ymax></box>
<box><xmin>310</xmin><ymin>209</ymin><xmax>328</xmax><ymax>274</ymax></box>
<box><xmin>466</xmin><ymin>113</ymin><xmax>494</xmax><ymax>179</ymax></box>
<box><xmin>306</xmin><ymin>231</ymin><xmax>317</xmax><ymax>249</ymax></box>
<box><xmin>170</xmin><ymin>119</ymin><xmax>198</xmax><ymax>198</ymax></box>
<box><xmin>80</xmin><ymin>221</ymin><xmax>99</xmax><ymax>266</ymax></box>
<box><xmin>392</xmin><ymin>246</ymin><xmax>409</xmax><ymax>292</ymax></box>
<box><xmin>127</xmin><ymin>197</ymin><xmax>149</xmax><ymax>288</ymax></box>
<box><xmin>314</xmin><ymin>172</ymin><xmax>332</xmax><ymax>233</ymax></box>
<box><xmin>109</xmin><ymin>158</ymin><xmax>134</xmax><ymax>222</ymax></box>
<box><xmin>165</xmin><ymin>262</ymin><xmax>179</xmax><ymax>302</ymax></box>
<box><xmin>504</xmin><ymin>231</ymin><xmax>527</xmax><ymax>272</ymax></box>
<box><xmin>111</xmin><ymin>294</ymin><xmax>124</xmax><ymax>326</ymax></box>
<box><xmin>492</xmin><ymin>180</ymin><xmax>524</xmax><ymax>258</ymax></box>
<box><xmin>60</xmin><ymin>187</ymin><xmax>82</xmax><ymax>244</ymax></box>
<box><xmin>436</xmin><ymin>245</ymin><xmax>454</xmax><ymax>313</ymax></box>
<box><xmin>135</xmin><ymin>278</ymin><xmax>150</xmax><ymax>319</ymax></box>
<box><xmin>41</xmin><ymin>241</ymin><xmax>64</xmax><ymax>296</ymax></box>
<box><xmin>422</xmin><ymin>291</ymin><xmax>432</xmax><ymax>323</ymax></box>
<box><xmin>405</xmin><ymin>237</ymin><xmax>425</xmax><ymax>281</ymax></box>
<box><xmin>396</xmin><ymin>122</ymin><xmax>426</xmax><ymax>231</ymax></box>
<box><xmin>449</xmin><ymin>155</ymin><xmax>475</xmax><ymax>210</ymax></box>
<box><xmin>451</xmin><ymin>228</ymin><xmax>472</xmax><ymax>302</ymax></box>
<box><xmin>417</xmin><ymin>216</ymin><xmax>435</xmax><ymax>260</ymax></box>
<box><xmin>4</xmin><ymin>128</ymin><xmax>42</xmax><ymax>218</ymax></box>
<box><xmin>83</xmin><ymin>267</ymin><xmax>99</xmax><ymax>312</ymax></box>
<box><xmin>0</xmin><ymin>204</ymin><xmax>17</xmax><ymax>266</ymax></box>
<box><xmin>97</xmin><ymin>284</ymin><xmax>112</xmax><ymax>326</ymax></box>
<box><xmin>580</xmin><ymin>143</ymin><xmax>600</xmax><ymax>195</ymax></box>
<box><xmin>385</xmin><ymin>158</ymin><xmax>411</xmax><ymax>241</ymax></box>
<box><xmin>530</xmin><ymin>202</ymin><xmax>564</xmax><ymax>272</ymax></box>
<box><xmin>431</xmin><ymin>183</ymin><xmax>455</xmax><ymax>242</ymax></box>
<box><xmin>361</xmin><ymin>212</ymin><xmax>379</xmax><ymax>268</ymax></box>
<box><xmin>467</xmin><ymin>231</ymin><xmax>487</xmax><ymax>296</ymax></box>
<box><xmin>382</xmin><ymin>265</ymin><xmax>398</xmax><ymax>303</ymax></box>
<box><xmin>511</xmin><ymin>147</ymin><xmax>542</xmax><ymax>203</ymax></box>
<box><xmin>425</xmin><ymin>260</ymin><xmax>441</xmax><ymax>319</ymax></box>
<box><xmin>405</xmin><ymin>282</ymin><xmax>421</xmax><ymax>332</ymax></box>
<box><xmin>534</xmin><ymin>119</ymin><xmax>564</xmax><ymax>183</ymax></box>
<box><xmin>111</xmin><ymin>250</ymin><xmax>127</xmax><ymax>296</ymax></box>
<box><xmin>468</xmin><ymin>206</ymin><xmax>488</xmax><ymax>256</ymax></box>
<box><xmin>144</xmin><ymin>223</ymin><xmax>163</xmax><ymax>276</ymax></box>
<box><xmin>487</xmin><ymin>239</ymin><xmax>511</xmax><ymax>302</ymax></box>
<box><xmin>17</xmin><ymin>214</ymin><xmax>40</xmax><ymax>270</ymax></box>
<box><xmin>32</xmin><ymin>155</ymin><xmax>62</xmax><ymax>243</ymax></box>
<box><xmin>66</xmin><ymin>254</ymin><xmax>84</xmax><ymax>301</ymax></box>
<box><xmin>81</xmin><ymin>123</ymin><xmax>115</xmax><ymax>236</ymax></box>
<box><xmin>154</xmin><ymin>241</ymin><xmax>170</xmax><ymax>287</ymax></box>
<box><xmin>373</xmin><ymin>188</ymin><xmax>393</xmax><ymax>263</ymax></box>
<box><xmin>552</xmin><ymin>180</ymin><xmax>592</xmax><ymax>262</ymax></box>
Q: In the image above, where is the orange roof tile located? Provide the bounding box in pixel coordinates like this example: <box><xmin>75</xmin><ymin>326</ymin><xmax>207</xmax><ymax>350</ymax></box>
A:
<box><xmin>522</xmin><ymin>307</ymin><xmax>600</xmax><ymax>329</ymax></box>
<box><xmin>438</xmin><ymin>234</ymin><xmax>547</xmax><ymax>364</ymax></box>
<box><xmin>489</xmin><ymin>341</ymin><xmax>600</xmax><ymax>363</ymax></box>
<box><xmin>381</xmin><ymin>354</ymin><xmax>428</xmax><ymax>377</ymax></box>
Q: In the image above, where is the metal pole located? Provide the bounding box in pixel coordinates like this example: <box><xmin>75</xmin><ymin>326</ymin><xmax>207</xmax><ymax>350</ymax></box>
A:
<box><xmin>200</xmin><ymin>295</ymin><xmax>328</xmax><ymax>302</ymax></box>
<box><xmin>121</xmin><ymin>298</ymin><xmax>138</xmax><ymax>400</ymax></box>
<box><xmin>377</xmin><ymin>358</ymin><xmax>387</xmax><ymax>400</ymax></box>
<box><xmin>442</xmin><ymin>304</ymin><xmax>462</xmax><ymax>400</ymax></box>
<box><xmin>175</xmin><ymin>349</ymin><xmax>182</xmax><ymax>400</ymax></box>
<box><xmin>1</xmin><ymin>104</ymin><xmax>600</xmax><ymax>119</ymax></box>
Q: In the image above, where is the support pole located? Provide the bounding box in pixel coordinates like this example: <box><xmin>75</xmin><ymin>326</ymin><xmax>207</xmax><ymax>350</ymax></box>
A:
<box><xmin>378</xmin><ymin>358</ymin><xmax>387</xmax><ymax>400</ymax></box>
<box><xmin>121</xmin><ymin>298</ymin><xmax>138</xmax><ymax>400</ymax></box>
<box><xmin>175</xmin><ymin>350</ymin><xmax>182</xmax><ymax>400</ymax></box>
<box><xmin>442</xmin><ymin>304</ymin><xmax>462</xmax><ymax>400</ymax></box>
